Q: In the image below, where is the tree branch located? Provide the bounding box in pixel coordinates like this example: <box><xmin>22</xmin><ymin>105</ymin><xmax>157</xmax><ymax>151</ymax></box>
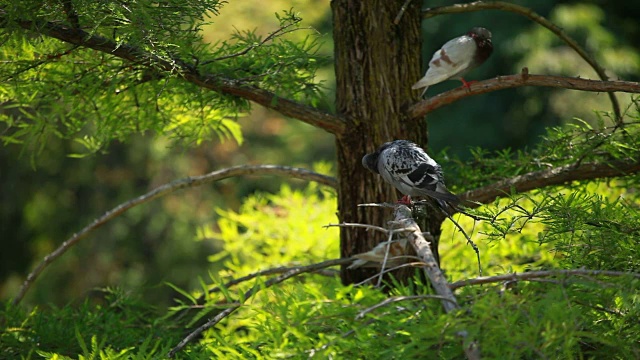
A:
<box><xmin>421</xmin><ymin>1</ymin><xmax>623</xmax><ymax>122</ymax></box>
<box><xmin>167</xmin><ymin>257</ymin><xmax>353</xmax><ymax>358</ymax></box>
<box><xmin>408</xmin><ymin>71</ymin><xmax>640</xmax><ymax>119</ymax></box>
<box><xmin>356</xmin><ymin>294</ymin><xmax>455</xmax><ymax>320</ymax></box>
<box><xmin>12</xmin><ymin>165</ymin><xmax>337</xmax><ymax>306</ymax></box>
<box><xmin>1</xmin><ymin>12</ymin><xmax>347</xmax><ymax>135</ymax></box>
<box><xmin>449</xmin><ymin>269</ymin><xmax>640</xmax><ymax>291</ymax></box>
<box><xmin>392</xmin><ymin>205</ymin><xmax>480</xmax><ymax>360</ymax></box>
<box><xmin>193</xmin><ymin>257</ymin><xmax>349</xmax><ymax>305</ymax></box>
<box><xmin>458</xmin><ymin>159</ymin><xmax>640</xmax><ymax>208</ymax></box>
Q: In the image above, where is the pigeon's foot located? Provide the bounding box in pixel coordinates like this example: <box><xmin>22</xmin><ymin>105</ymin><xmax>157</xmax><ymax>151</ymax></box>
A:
<box><xmin>460</xmin><ymin>78</ymin><xmax>477</xmax><ymax>90</ymax></box>
<box><xmin>397</xmin><ymin>195</ymin><xmax>413</xmax><ymax>205</ymax></box>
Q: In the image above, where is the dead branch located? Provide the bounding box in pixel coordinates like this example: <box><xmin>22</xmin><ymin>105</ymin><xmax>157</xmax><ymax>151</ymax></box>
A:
<box><xmin>0</xmin><ymin>10</ymin><xmax>347</xmax><ymax>135</ymax></box>
<box><xmin>195</xmin><ymin>257</ymin><xmax>350</xmax><ymax>304</ymax></box>
<box><xmin>167</xmin><ymin>257</ymin><xmax>353</xmax><ymax>357</ymax></box>
<box><xmin>12</xmin><ymin>165</ymin><xmax>337</xmax><ymax>306</ymax></box>
<box><xmin>408</xmin><ymin>72</ymin><xmax>640</xmax><ymax>119</ymax></box>
<box><xmin>325</xmin><ymin>222</ymin><xmax>391</xmax><ymax>234</ymax></box>
<box><xmin>356</xmin><ymin>294</ymin><xmax>455</xmax><ymax>320</ymax></box>
<box><xmin>392</xmin><ymin>205</ymin><xmax>480</xmax><ymax>360</ymax></box>
<box><xmin>354</xmin><ymin>261</ymin><xmax>427</xmax><ymax>286</ymax></box>
<box><xmin>449</xmin><ymin>269</ymin><xmax>640</xmax><ymax>291</ymax></box>
<box><xmin>421</xmin><ymin>1</ymin><xmax>623</xmax><ymax>121</ymax></box>
<box><xmin>458</xmin><ymin>159</ymin><xmax>640</xmax><ymax>208</ymax></box>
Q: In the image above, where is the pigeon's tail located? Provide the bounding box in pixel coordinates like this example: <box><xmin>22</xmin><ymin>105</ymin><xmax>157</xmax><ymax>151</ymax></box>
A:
<box><xmin>417</xmin><ymin>188</ymin><xmax>460</xmax><ymax>206</ymax></box>
<box><xmin>412</xmin><ymin>78</ymin><xmax>431</xmax><ymax>97</ymax></box>
<box><xmin>411</xmin><ymin>78</ymin><xmax>430</xmax><ymax>92</ymax></box>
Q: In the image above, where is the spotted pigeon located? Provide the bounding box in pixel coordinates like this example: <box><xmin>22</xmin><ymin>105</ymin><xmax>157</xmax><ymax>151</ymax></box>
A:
<box><xmin>412</xmin><ymin>27</ymin><xmax>493</xmax><ymax>96</ymax></box>
<box><xmin>362</xmin><ymin>140</ymin><xmax>459</xmax><ymax>206</ymax></box>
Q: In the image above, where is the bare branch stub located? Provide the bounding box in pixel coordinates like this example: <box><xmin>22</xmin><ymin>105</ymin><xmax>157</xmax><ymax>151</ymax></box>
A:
<box><xmin>421</xmin><ymin>1</ymin><xmax>623</xmax><ymax>122</ymax></box>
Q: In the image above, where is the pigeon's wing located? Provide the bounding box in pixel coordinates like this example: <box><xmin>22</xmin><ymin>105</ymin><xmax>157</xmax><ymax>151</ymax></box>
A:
<box><xmin>400</xmin><ymin>162</ymin><xmax>460</xmax><ymax>204</ymax></box>
<box><xmin>380</xmin><ymin>146</ymin><xmax>459</xmax><ymax>204</ymax></box>
<box><xmin>411</xmin><ymin>35</ymin><xmax>477</xmax><ymax>90</ymax></box>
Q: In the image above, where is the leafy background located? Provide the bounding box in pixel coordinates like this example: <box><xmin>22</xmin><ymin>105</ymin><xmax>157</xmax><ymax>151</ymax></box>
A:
<box><xmin>1</xmin><ymin>0</ymin><xmax>640</xmax><ymax>357</ymax></box>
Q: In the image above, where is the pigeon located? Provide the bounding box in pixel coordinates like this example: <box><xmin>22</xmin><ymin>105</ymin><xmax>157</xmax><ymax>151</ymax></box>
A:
<box><xmin>412</xmin><ymin>27</ymin><xmax>493</xmax><ymax>96</ymax></box>
<box><xmin>362</xmin><ymin>140</ymin><xmax>459</xmax><ymax>207</ymax></box>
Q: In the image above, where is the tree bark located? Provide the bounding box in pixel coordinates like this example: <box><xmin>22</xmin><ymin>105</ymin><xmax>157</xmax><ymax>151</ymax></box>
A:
<box><xmin>331</xmin><ymin>0</ymin><xmax>441</xmax><ymax>284</ymax></box>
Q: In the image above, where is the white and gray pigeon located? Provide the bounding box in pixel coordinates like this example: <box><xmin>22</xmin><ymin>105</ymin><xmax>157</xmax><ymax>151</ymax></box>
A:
<box><xmin>412</xmin><ymin>27</ymin><xmax>493</xmax><ymax>96</ymax></box>
<box><xmin>362</xmin><ymin>140</ymin><xmax>459</xmax><ymax>206</ymax></box>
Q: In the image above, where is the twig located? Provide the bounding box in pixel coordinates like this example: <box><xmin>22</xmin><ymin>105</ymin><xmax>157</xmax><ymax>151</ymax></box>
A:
<box><xmin>414</xmin><ymin>201</ymin><xmax>483</xmax><ymax>275</ymax></box>
<box><xmin>195</xmin><ymin>257</ymin><xmax>351</xmax><ymax>304</ymax></box>
<box><xmin>356</xmin><ymin>294</ymin><xmax>455</xmax><ymax>320</ymax></box>
<box><xmin>354</xmin><ymin>261</ymin><xmax>427</xmax><ymax>286</ymax></box>
<box><xmin>422</xmin><ymin>1</ymin><xmax>623</xmax><ymax>122</ymax></box>
<box><xmin>324</xmin><ymin>222</ymin><xmax>390</xmax><ymax>234</ymax></box>
<box><xmin>357</xmin><ymin>202</ymin><xmax>399</xmax><ymax>208</ymax></box>
<box><xmin>167</xmin><ymin>258</ymin><xmax>352</xmax><ymax>357</ymax></box>
<box><xmin>12</xmin><ymin>165</ymin><xmax>337</xmax><ymax>305</ymax></box>
<box><xmin>201</xmin><ymin>22</ymin><xmax>313</xmax><ymax>65</ymax></box>
<box><xmin>457</xmin><ymin>159</ymin><xmax>640</xmax><ymax>210</ymax></box>
<box><xmin>392</xmin><ymin>205</ymin><xmax>480</xmax><ymax>360</ymax></box>
<box><xmin>3</xmin><ymin>46</ymin><xmax>79</xmax><ymax>81</ymax></box>
<box><xmin>446</xmin><ymin>214</ymin><xmax>482</xmax><ymax>276</ymax></box>
<box><xmin>331</xmin><ymin>221</ymin><xmax>420</xmax><ymax>286</ymax></box>
<box><xmin>448</xmin><ymin>269</ymin><xmax>640</xmax><ymax>291</ymax></box>
<box><xmin>377</xmin><ymin>229</ymin><xmax>396</xmax><ymax>287</ymax></box>
<box><xmin>393</xmin><ymin>0</ymin><xmax>413</xmax><ymax>24</ymax></box>
<box><xmin>408</xmin><ymin>72</ymin><xmax>640</xmax><ymax>119</ymax></box>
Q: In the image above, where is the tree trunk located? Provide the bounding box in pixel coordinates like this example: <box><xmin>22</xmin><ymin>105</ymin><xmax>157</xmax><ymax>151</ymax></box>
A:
<box><xmin>331</xmin><ymin>0</ymin><xmax>443</xmax><ymax>284</ymax></box>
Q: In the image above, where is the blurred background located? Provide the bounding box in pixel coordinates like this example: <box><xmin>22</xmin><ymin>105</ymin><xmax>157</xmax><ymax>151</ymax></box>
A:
<box><xmin>1</xmin><ymin>0</ymin><xmax>639</xmax><ymax>306</ymax></box>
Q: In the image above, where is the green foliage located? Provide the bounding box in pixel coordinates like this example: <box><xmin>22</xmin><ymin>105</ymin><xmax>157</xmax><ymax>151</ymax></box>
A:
<box><xmin>206</xmin><ymin>182</ymin><xmax>339</xmax><ymax>270</ymax></box>
<box><xmin>0</xmin><ymin>288</ymin><xmax>184</xmax><ymax>359</ymax></box>
<box><xmin>2</xmin><ymin>1</ymin><xmax>640</xmax><ymax>359</ymax></box>
<box><xmin>2</xmin><ymin>178</ymin><xmax>640</xmax><ymax>358</ymax></box>
<box><xmin>444</xmin><ymin>103</ymin><xmax>640</xmax><ymax>191</ymax></box>
<box><xmin>0</xmin><ymin>3</ymin><xmax>327</xmax><ymax>157</ymax></box>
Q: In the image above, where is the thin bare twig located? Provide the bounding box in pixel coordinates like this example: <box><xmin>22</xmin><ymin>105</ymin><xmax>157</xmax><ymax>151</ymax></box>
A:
<box><xmin>354</xmin><ymin>261</ymin><xmax>427</xmax><ymax>286</ymax></box>
<box><xmin>195</xmin><ymin>257</ymin><xmax>350</xmax><ymax>304</ymax></box>
<box><xmin>12</xmin><ymin>165</ymin><xmax>337</xmax><ymax>305</ymax></box>
<box><xmin>394</xmin><ymin>0</ymin><xmax>414</xmax><ymax>25</ymax></box>
<box><xmin>415</xmin><ymin>201</ymin><xmax>482</xmax><ymax>275</ymax></box>
<box><xmin>167</xmin><ymin>258</ymin><xmax>352</xmax><ymax>357</ymax></box>
<box><xmin>449</xmin><ymin>269</ymin><xmax>640</xmax><ymax>290</ymax></box>
<box><xmin>357</xmin><ymin>202</ymin><xmax>399</xmax><ymax>208</ymax></box>
<box><xmin>409</xmin><ymin>72</ymin><xmax>640</xmax><ymax>119</ymax></box>
<box><xmin>325</xmin><ymin>222</ymin><xmax>390</xmax><ymax>234</ymax></box>
<box><xmin>356</xmin><ymin>294</ymin><xmax>456</xmax><ymax>320</ymax></box>
<box><xmin>422</xmin><ymin>1</ymin><xmax>623</xmax><ymax>122</ymax></box>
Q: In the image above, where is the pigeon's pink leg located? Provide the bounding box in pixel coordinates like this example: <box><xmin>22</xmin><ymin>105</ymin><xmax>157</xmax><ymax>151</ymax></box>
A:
<box><xmin>460</xmin><ymin>78</ymin><xmax>477</xmax><ymax>89</ymax></box>
<box><xmin>398</xmin><ymin>195</ymin><xmax>413</xmax><ymax>205</ymax></box>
